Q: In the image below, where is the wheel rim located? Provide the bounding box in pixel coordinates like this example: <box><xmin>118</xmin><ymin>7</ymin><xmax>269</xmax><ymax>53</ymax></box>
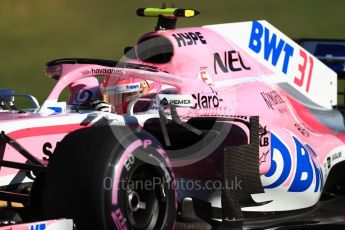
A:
<box><xmin>125</xmin><ymin>165</ymin><xmax>168</xmax><ymax>229</ymax></box>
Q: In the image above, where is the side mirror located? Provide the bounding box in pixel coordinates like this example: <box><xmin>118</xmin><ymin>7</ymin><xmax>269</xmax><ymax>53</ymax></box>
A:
<box><xmin>0</xmin><ymin>89</ymin><xmax>15</xmax><ymax>103</ymax></box>
<box><xmin>0</xmin><ymin>88</ymin><xmax>40</xmax><ymax>111</ymax></box>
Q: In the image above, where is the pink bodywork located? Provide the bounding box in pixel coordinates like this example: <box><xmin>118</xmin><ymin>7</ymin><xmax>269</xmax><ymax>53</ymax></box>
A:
<box><xmin>0</xmin><ymin>23</ymin><xmax>343</xmax><ymax>214</ymax></box>
<box><xmin>0</xmin><ymin>219</ymin><xmax>73</xmax><ymax>230</ymax></box>
<box><xmin>39</xmin><ymin>27</ymin><xmax>345</xmax><ymax>174</ymax></box>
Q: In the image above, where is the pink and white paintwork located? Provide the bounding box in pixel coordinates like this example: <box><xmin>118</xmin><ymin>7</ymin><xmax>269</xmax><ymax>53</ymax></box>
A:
<box><xmin>0</xmin><ymin>219</ymin><xmax>73</xmax><ymax>230</ymax></box>
<box><xmin>0</xmin><ymin>16</ymin><xmax>344</xmax><ymax>228</ymax></box>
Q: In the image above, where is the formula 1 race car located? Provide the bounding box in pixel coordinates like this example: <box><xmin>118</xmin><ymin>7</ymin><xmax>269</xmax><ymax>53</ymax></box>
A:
<box><xmin>0</xmin><ymin>6</ymin><xmax>345</xmax><ymax>230</ymax></box>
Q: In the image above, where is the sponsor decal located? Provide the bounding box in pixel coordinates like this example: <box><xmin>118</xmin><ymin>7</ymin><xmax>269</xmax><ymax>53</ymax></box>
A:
<box><xmin>157</xmin><ymin>94</ymin><xmax>194</xmax><ymax>107</ymax></box>
<box><xmin>91</xmin><ymin>68</ymin><xmax>123</xmax><ymax>75</ymax></box>
<box><xmin>327</xmin><ymin>156</ymin><xmax>331</xmax><ymax>169</ymax></box>
<box><xmin>197</xmin><ymin>67</ymin><xmax>214</xmax><ymax>86</ymax></box>
<box><xmin>259</xmin><ymin>125</ymin><xmax>270</xmax><ymax>147</ymax></box>
<box><xmin>47</xmin><ymin>106</ymin><xmax>62</xmax><ymax>115</ymax></box>
<box><xmin>214</xmin><ymin>50</ymin><xmax>251</xmax><ymax>74</ymax></box>
<box><xmin>43</xmin><ymin>142</ymin><xmax>53</xmax><ymax>161</ymax></box>
<box><xmin>249</xmin><ymin>21</ymin><xmax>314</xmax><ymax>93</ymax></box>
<box><xmin>260</xmin><ymin>91</ymin><xmax>285</xmax><ymax>110</ymax></box>
<box><xmin>249</xmin><ymin>20</ymin><xmax>294</xmax><ymax>74</ymax></box>
<box><xmin>126</xmin><ymin>84</ymin><xmax>139</xmax><ymax>91</ymax></box>
<box><xmin>293</xmin><ymin>49</ymin><xmax>314</xmax><ymax>92</ymax></box>
<box><xmin>295</xmin><ymin>123</ymin><xmax>310</xmax><ymax>137</ymax></box>
<box><xmin>332</xmin><ymin>152</ymin><xmax>342</xmax><ymax>161</ymax></box>
<box><xmin>160</xmin><ymin>97</ymin><xmax>169</xmax><ymax>106</ymax></box>
<box><xmin>323</xmin><ymin>161</ymin><xmax>329</xmax><ymax>179</ymax></box>
<box><xmin>125</xmin><ymin>155</ymin><xmax>135</xmax><ymax>172</ymax></box>
<box><xmin>191</xmin><ymin>91</ymin><xmax>223</xmax><ymax>109</ymax></box>
<box><xmin>172</xmin><ymin>32</ymin><xmax>207</xmax><ymax>47</ymax></box>
<box><xmin>259</xmin><ymin>149</ymin><xmax>269</xmax><ymax>166</ymax></box>
<box><xmin>160</xmin><ymin>97</ymin><xmax>192</xmax><ymax>106</ymax></box>
<box><xmin>106</xmin><ymin>83</ymin><xmax>141</xmax><ymax>94</ymax></box>
<box><xmin>264</xmin><ymin>133</ymin><xmax>323</xmax><ymax>192</ymax></box>
<box><xmin>259</xmin><ymin>125</ymin><xmax>270</xmax><ymax>165</ymax></box>
<box><xmin>114</xmin><ymin>208</ymin><xmax>127</xmax><ymax>229</ymax></box>
<box><xmin>30</xmin><ymin>223</ymin><xmax>46</xmax><ymax>230</ymax></box>
<box><xmin>76</xmin><ymin>89</ymin><xmax>94</xmax><ymax>104</ymax></box>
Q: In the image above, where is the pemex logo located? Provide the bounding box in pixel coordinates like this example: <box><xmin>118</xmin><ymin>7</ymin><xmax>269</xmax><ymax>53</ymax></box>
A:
<box><xmin>160</xmin><ymin>97</ymin><xmax>169</xmax><ymax>106</ymax></box>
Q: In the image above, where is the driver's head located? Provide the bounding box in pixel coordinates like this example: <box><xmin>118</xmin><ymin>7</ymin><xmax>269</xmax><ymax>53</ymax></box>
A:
<box><xmin>102</xmin><ymin>76</ymin><xmax>161</xmax><ymax>114</ymax></box>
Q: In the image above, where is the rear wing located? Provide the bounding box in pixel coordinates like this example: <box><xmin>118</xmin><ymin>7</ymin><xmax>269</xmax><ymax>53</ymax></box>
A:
<box><xmin>205</xmin><ymin>21</ymin><xmax>337</xmax><ymax>109</ymax></box>
<box><xmin>297</xmin><ymin>39</ymin><xmax>345</xmax><ymax>74</ymax></box>
<box><xmin>297</xmin><ymin>39</ymin><xmax>345</xmax><ymax>106</ymax></box>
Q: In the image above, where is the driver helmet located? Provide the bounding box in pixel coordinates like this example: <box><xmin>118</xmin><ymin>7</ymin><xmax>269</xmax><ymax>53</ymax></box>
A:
<box><xmin>101</xmin><ymin>76</ymin><xmax>162</xmax><ymax>114</ymax></box>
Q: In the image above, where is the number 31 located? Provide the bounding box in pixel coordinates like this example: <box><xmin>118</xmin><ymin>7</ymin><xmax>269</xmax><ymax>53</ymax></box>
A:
<box><xmin>294</xmin><ymin>49</ymin><xmax>314</xmax><ymax>93</ymax></box>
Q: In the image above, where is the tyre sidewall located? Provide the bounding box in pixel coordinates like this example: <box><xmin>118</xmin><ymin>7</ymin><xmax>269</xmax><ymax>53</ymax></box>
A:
<box><xmin>107</xmin><ymin>137</ymin><xmax>177</xmax><ymax>230</ymax></box>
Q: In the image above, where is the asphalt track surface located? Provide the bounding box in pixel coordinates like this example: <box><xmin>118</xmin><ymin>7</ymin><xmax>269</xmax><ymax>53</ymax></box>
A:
<box><xmin>2</xmin><ymin>196</ymin><xmax>345</xmax><ymax>229</ymax></box>
<box><xmin>175</xmin><ymin>196</ymin><xmax>345</xmax><ymax>230</ymax></box>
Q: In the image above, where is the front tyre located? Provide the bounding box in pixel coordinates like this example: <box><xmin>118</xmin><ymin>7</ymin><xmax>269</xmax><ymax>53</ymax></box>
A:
<box><xmin>41</xmin><ymin>126</ymin><xmax>176</xmax><ymax>230</ymax></box>
<box><xmin>109</xmin><ymin>137</ymin><xmax>177</xmax><ymax>230</ymax></box>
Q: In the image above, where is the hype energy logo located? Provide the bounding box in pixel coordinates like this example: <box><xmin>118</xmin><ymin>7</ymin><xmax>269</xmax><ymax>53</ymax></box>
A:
<box><xmin>248</xmin><ymin>21</ymin><xmax>294</xmax><ymax>75</ymax></box>
<box><xmin>264</xmin><ymin>133</ymin><xmax>323</xmax><ymax>192</ymax></box>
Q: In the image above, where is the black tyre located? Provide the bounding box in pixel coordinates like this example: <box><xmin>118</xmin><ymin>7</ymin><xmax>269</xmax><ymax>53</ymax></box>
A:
<box><xmin>40</xmin><ymin>125</ymin><xmax>177</xmax><ymax>230</ymax></box>
<box><xmin>29</xmin><ymin>171</ymin><xmax>46</xmax><ymax>220</ymax></box>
